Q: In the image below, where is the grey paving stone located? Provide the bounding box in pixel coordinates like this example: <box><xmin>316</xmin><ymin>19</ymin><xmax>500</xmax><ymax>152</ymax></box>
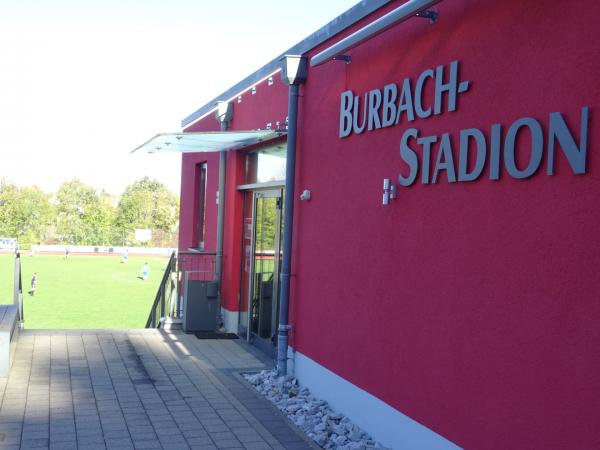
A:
<box><xmin>226</xmin><ymin>420</ymin><xmax>252</xmax><ymax>430</ymax></box>
<box><xmin>160</xmin><ymin>441</ymin><xmax>191</xmax><ymax>450</ymax></box>
<box><xmin>157</xmin><ymin>435</ymin><xmax>189</xmax><ymax>446</ymax></box>
<box><xmin>76</xmin><ymin>416</ymin><xmax>101</xmax><ymax>425</ymax></box>
<box><xmin>2</xmin><ymin>332</ymin><xmax>314</xmax><ymax>450</ymax></box>
<box><xmin>241</xmin><ymin>442</ymin><xmax>273</xmax><ymax>450</ymax></box>
<box><xmin>153</xmin><ymin>426</ymin><xmax>184</xmax><ymax>437</ymax></box>
<box><xmin>209</xmin><ymin>432</ymin><xmax>238</xmax><ymax>441</ymax></box>
<box><xmin>104</xmin><ymin>437</ymin><xmax>134</xmax><ymax>448</ymax></box>
<box><xmin>21</xmin><ymin>430</ymin><xmax>49</xmax><ymax>440</ymax></box>
<box><xmin>50</xmin><ymin>431</ymin><xmax>78</xmax><ymax>443</ymax></box>
<box><xmin>49</xmin><ymin>440</ymin><xmax>78</xmax><ymax>450</ymax></box>
<box><xmin>213</xmin><ymin>439</ymin><xmax>244</xmax><ymax>449</ymax></box>
<box><xmin>124</xmin><ymin>418</ymin><xmax>152</xmax><ymax>428</ymax></box>
<box><xmin>204</xmin><ymin>424</ymin><xmax>231</xmax><ymax>433</ymax></box>
<box><xmin>270</xmin><ymin>432</ymin><xmax>305</xmax><ymax>445</ymax></box>
<box><xmin>77</xmin><ymin>423</ymin><xmax>104</xmax><ymax>433</ymax></box>
<box><xmin>20</xmin><ymin>437</ymin><xmax>50</xmax><ymax>448</ymax></box>
<box><xmin>131</xmin><ymin>439</ymin><xmax>163</xmax><ymax>449</ymax></box>
<box><xmin>281</xmin><ymin>443</ymin><xmax>313</xmax><ymax>450</ymax></box>
<box><xmin>181</xmin><ymin>428</ymin><xmax>209</xmax><ymax>439</ymax></box>
<box><xmin>22</xmin><ymin>424</ymin><xmax>48</xmax><ymax>433</ymax></box>
<box><xmin>185</xmin><ymin>436</ymin><xmax>216</xmax><ymax>446</ymax></box>
<box><xmin>232</xmin><ymin>430</ymin><xmax>264</xmax><ymax>443</ymax></box>
<box><xmin>102</xmin><ymin>422</ymin><xmax>129</xmax><ymax>432</ymax></box>
<box><xmin>123</xmin><ymin>412</ymin><xmax>148</xmax><ymax>421</ymax></box>
<box><xmin>0</xmin><ymin>435</ymin><xmax>21</xmax><ymax>446</ymax></box>
<box><xmin>104</xmin><ymin>428</ymin><xmax>132</xmax><ymax>439</ymax></box>
<box><xmin>77</xmin><ymin>435</ymin><xmax>106</xmax><ymax>446</ymax></box>
<box><xmin>177</xmin><ymin>421</ymin><xmax>202</xmax><ymax>431</ymax></box>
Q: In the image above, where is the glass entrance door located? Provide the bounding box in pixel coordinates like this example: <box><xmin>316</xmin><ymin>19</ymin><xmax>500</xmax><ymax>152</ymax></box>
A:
<box><xmin>239</xmin><ymin>189</ymin><xmax>283</xmax><ymax>354</ymax></box>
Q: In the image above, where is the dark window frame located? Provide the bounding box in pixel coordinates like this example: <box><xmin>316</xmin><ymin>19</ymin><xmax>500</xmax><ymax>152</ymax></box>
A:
<box><xmin>194</xmin><ymin>162</ymin><xmax>207</xmax><ymax>250</ymax></box>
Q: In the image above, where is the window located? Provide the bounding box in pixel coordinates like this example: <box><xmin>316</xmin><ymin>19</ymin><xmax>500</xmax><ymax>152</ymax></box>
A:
<box><xmin>195</xmin><ymin>163</ymin><xmax>207</xmax><ymax>249</ymax></box>
<box><xmin>244</xmin><ymin>142</ymin><xmax>287</xmax><ymax>184</ymax></box>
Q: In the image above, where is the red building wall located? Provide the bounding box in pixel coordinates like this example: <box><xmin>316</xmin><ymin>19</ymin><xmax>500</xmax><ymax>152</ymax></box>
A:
<box><xmin>178</xmin><ymin>114</ymin><xmax>220</xmax><ymax>253</ymax></box>
<box><xmin>291</xmin><ymin>0</ymin><xmax>600</xmax><ymax>449</ymax></box>
<box><xmin>182</xmin><ymin>78</ymin><xmax>288</xmax><ymax>312</ymax></box>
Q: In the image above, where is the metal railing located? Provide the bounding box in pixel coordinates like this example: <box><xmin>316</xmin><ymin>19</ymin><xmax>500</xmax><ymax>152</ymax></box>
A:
<box><xmin>145</xmin><ymin>251</ymin><xmax>177</xmax><ymax>328</ymax></box>
<box><xmin>178</xmin><ymin>252</ymin><xmax>217</xmax><ymax>321</ymax></box>
<box><xmin>145</xmin><ymin>251</ymin><xmax>218</xmax><ymax>328</ymax></box>
<box><xmin>177</xmin><ymin>251</ymin><xmax>217</xmax><ymax>281</ymax></box>
<box><xmin>13</xmin><ymin>252</ymin><xmax>23</xmax><ymax>324</ymax></box>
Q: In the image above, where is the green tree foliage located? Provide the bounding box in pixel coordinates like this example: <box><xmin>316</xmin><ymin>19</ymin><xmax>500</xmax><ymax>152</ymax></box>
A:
<box><xmin>55</xmin><ymin>179</ymin><xmax>117</xmax><ymax>245</ymax></box>
<box><xmin>0</xmin><ymin>179</ymin><xmax>54</xmax><ymax>244</ymax></box>
<box><xmin>0</xmin><ymin>177</ymin><xmax>178</xmax><ymax>247</ymax></box>
<box><xmin>115</xmin><ymin>177</ymin><xmax>179</xmax><ymax>245</ymax></box>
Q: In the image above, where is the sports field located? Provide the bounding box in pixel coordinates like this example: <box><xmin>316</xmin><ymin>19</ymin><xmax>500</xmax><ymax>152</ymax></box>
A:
<box><xmin>0</xmin><ymin>254</ymin><xmax>168</xmax><ymax>329</ymax></box>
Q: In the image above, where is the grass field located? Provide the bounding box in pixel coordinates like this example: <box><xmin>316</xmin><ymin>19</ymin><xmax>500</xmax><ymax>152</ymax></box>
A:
<box><xmin>0</xmin><ymin>254</ymin><xmax>168</xmax><ymax>329</ymax></box>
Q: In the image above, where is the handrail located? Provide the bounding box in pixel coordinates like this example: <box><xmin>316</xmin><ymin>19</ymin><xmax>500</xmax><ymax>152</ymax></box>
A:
<box><xmin>177</xmin><ymin>250</ymin><xmax>217</xmax><ymax>255</ymax></box>
<box><xmin>145</xmin><ymin>251</ymin><xmax>177</xmax><ymax>328</ymax></box>
<box><xmin>13</xmin><ymin>252</ymin><xmax>23</xmax><ymax>324</ymax></box>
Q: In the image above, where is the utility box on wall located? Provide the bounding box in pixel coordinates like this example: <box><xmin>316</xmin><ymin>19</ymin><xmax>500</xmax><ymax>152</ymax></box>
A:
<box><xmin>183</xmin><ymin>280</ymin><xmax>218</xmax><ymax>332</ymax></box>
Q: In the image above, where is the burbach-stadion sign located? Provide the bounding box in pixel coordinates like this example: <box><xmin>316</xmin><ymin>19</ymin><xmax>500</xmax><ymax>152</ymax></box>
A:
<box><xmin>338</xmin><ymin>60</ymin><xmax>589</xmax><ymax>186</ymax></box>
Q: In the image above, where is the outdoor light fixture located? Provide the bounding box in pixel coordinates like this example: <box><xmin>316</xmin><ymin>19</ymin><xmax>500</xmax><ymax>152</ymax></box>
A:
<box><xmin>333</xmin><ymin>55</ymin><xmax>352</xmax><ymax>64</ymax></box>
<box><xmin>251</xmin><ymin>86</ymin><xmax>257</xmax><ymax>95</ymax></box>
<box><xmin>382</xmin><ymin>179</ymin><xmax>397</xmax><ymax>205</ymax></box>
<box><xmin>268</xmin><ymin>76</ymin><xmax>274</xmax><ymax>86</ymax></box>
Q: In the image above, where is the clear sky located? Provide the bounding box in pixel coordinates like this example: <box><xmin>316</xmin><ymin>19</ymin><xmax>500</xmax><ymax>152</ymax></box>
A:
<box><xmin>0</xmin><ymin>0</ymin><xmax>358</xmax><ymax>196</ymax></box>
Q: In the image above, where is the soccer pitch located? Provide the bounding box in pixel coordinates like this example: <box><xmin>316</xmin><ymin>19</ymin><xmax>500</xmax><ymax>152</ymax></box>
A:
<box><xmin>0</xmin><ymin>254</ymin><xmax>168</xmax><ymax>329</ymax></box>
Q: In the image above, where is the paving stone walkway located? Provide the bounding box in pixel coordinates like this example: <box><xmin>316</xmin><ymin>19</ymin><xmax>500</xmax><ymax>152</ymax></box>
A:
<box><xmin>0</xmin><ymin>329</ymin><xmax>316</xmax><ymax>450</ymax></box>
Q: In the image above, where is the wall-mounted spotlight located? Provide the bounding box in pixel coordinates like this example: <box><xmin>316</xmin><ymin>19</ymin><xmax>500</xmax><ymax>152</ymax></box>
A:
<box><xmin>333</xmin><ymin>55</ymin><xmax>352</xmax><ymax>64</ymax></box>
<box><xmin>382</xmin><ymin>178</ymin><xmax>397</xmax><ymax>205</ymax></box>
<box><xmin>415</xmin><ymin>10</ymin><xmax>438</xmax><ymax>24</ymax></box>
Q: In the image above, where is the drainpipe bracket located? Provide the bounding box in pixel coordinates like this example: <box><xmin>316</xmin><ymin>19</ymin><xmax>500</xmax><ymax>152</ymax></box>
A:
<box><xmin>415</xmin><ymin>10</ymin><xmax>438</xmax><ymax>24</ymax></box>
<box><xmin>278</xmin><ymin>324</ymin><xmax>292</xmax><ymax>332</ymax></box>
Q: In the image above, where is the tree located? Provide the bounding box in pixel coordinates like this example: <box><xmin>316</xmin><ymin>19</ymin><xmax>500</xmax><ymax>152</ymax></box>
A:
<box><xmin>0</xmin><ymin>179</ymin><xmax>53</xmax><ymax>244</ymax></box>
<box><xmin>54</xmin><ymin>179</ymin><xmax>116</xmax><ymax>245</ymax></box>
<box><xmin>115</xmin><ymin>177</ymin><xmax>179</xmax><ymax>245</ymax></box>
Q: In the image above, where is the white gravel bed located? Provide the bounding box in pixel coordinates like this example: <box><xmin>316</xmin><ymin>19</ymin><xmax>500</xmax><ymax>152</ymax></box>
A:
<box><xmin>244</xmin><ymin>369</ymin><xmax>392</xmax><ymax>450</ymax></box>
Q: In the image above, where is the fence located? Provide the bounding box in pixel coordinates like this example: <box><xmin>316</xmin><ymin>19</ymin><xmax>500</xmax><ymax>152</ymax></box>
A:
<box><xmin>145</xmin><ymin>252</ymin><xmax>177</xmax><ymax>328</ymax></box>
<box><xmin>13</xmin><ymin>252</ymin><xmax>23</xmax><ymax>324</ymax></box>
<box><xmin>146</xmin><ymin>251</ymin><xmax>217</xmax><ymax>328</ymax></box>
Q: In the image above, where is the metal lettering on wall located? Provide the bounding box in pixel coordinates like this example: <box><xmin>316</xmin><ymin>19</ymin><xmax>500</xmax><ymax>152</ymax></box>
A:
<box><xmin>338</xmin><ymin>60</ymin><xmax>590</xmax><ymax>190</ymax></box>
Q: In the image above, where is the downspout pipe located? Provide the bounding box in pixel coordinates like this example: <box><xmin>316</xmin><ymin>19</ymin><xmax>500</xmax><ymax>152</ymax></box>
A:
<box><xmin>215</xmin><ymin>101</ymin><xmax>233</xmax><ymax>330</ymax></box>
<box><xmin>277</xmin><ymin>55</ymin><xmax>308</xmax><ymax>375</ymax></box>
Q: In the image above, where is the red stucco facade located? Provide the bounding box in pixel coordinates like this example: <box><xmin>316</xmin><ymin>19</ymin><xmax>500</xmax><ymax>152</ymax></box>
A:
<box><xmin>177</xmin><ymin>1</ymin><xmax>600</xmax><ymax>448</ymax></box>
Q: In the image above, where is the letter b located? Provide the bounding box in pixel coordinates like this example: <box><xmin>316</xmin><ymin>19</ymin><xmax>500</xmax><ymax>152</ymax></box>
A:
<box><xmin>339</xmin><ymin>91</ymin><xmax>353</xmax><ymax>138</ymax></box>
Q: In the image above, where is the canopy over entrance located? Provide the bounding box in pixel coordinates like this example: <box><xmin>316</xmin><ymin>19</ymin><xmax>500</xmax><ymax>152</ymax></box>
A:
<box><xmin>131</xmin><ymin>130</ymin><xmax>286</xmax><ymax>154</ymax></box>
